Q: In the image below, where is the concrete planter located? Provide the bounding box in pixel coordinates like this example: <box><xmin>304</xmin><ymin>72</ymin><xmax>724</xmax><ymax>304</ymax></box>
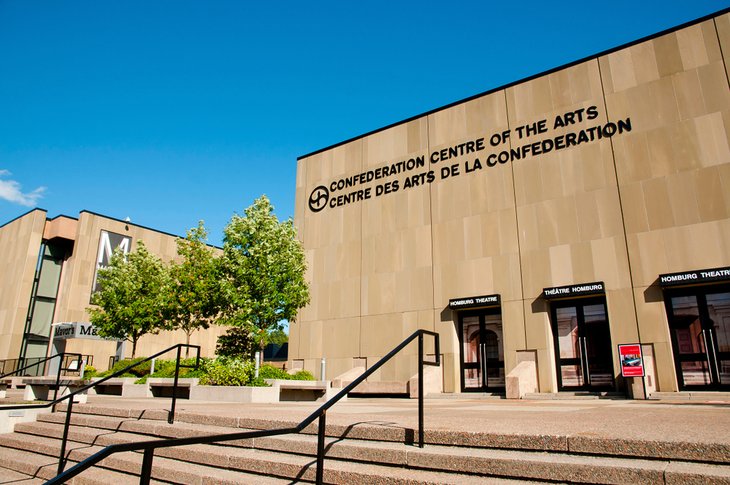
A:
<box><xmin>189</xmin><ymin>385</ymin><xmax>279</xmax><ymax>403</ymax></box>
<box><xmin>89</xmin><ymin>377</ymin><xmax>148</xmax><ymax>398</ymax></box>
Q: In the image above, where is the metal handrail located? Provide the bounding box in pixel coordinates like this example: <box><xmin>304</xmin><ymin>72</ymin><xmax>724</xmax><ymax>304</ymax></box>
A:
<box><xmin>0</xmin><ymin>352</ymin><xmax>81</xmax><ymax>380</ymax></box>
<box><xmin>1</xmin><ymin>343</ymin><xmax>201</xmax><ymax>475</ymax></box>
<box><xmin>45</xmin><ymin>329</ymin><xmax>440</xmax><ymax>485</ymax></box>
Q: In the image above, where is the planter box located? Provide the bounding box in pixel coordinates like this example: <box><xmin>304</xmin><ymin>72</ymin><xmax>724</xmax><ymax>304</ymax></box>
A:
<box><xmin>189</xmin><ymin>385</ymin><xmax>278</xmax><ymax>403</ymax></box>
<box><xmin>265</xmin><ymin>379</ymin><xmax>339</xmax><ymax>402</ymax></box>
<box><xmin>147</xmin><ymin>378</ymin><xmax>199</xmax><ymax>399</ymax></box>
<box><xmin>89</xmin><ymin>377</ymin><xmax>148</xmax><ymax>398</ymax></box>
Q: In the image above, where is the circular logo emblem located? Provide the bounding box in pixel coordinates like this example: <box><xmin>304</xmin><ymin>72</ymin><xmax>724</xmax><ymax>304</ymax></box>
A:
<box><xmin>308</xmin><ymin>185</ymin><xmax>329</xmax><ymax>213</ymax></box>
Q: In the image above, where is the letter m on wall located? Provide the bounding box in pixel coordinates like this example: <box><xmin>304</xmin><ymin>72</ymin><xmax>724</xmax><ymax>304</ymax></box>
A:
<box><xmin>91</xmin><ymin>230</ymin><xmax>132</xmax><ymax>295</ymax></box>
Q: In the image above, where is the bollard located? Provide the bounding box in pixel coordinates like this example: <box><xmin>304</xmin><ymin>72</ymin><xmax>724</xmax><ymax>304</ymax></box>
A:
<box><xmin>255</xmin><ymin>352</ymin><xmax>261</xmax><ymax>378</ymax></box>
<box><xmin>320</xmin><ymin>357</ymin><xmax>326</xmax><ymax>381</ymax></box>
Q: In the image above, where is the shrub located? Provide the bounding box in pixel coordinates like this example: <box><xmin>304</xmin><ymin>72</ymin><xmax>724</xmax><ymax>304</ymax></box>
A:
<box><xmin>291</xmin><ymin>369</ymin><xmax>315</xmax><ymax>381</ymax></box>
<box><xmin>135</xmin><ymin>357</ymin><xmax>209</xmax><ymax>384</ymax></box>
<box><xmin>258</xmin><ymin>364</ymin><xmax>314</xmax><ymax>381</ymax></box>
<box><xmin>83</xmin><ymin>365</ymin><xmax>97</xmax><ymax>378</ymax></box>
<box><xmin>97</xmin><ymin>358</ymin><xmax>148</xmax><ymax>378</ymax></box>
<box><xmin>199</xmin><ymin>357</ymin><xmax>255</xmax><ymax>386</ymax></box>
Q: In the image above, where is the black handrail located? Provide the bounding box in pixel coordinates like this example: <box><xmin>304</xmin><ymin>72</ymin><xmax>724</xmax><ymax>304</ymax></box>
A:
<box><xmin>45</xmin><ymin>329</ymin><xmax>440</xmax><ymax>485</ymax></box>
<box><xmin>1</xmin><ymin>343</ymin><xmax>200</xmax><ymax>475</ymax></box>
<box><xmin>0</xmin><ymin>352</ymin><xmax>81</xmax><ymax>381</ymax></box>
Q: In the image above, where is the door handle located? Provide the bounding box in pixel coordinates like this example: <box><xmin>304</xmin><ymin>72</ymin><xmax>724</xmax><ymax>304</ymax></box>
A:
<box><xmin>706</xmin><ymin>329</ymin><xmax>721</xmax><ymax>382</ymax></box>
<box><xmin>582</xmin><ymin>337</ymin><xmax>591</xmax><ymax>385</ymax></box>
<box><xmin>701</xmin><ymin>330</ymin><xmax>713</xmax><ymax>381</ymax></box>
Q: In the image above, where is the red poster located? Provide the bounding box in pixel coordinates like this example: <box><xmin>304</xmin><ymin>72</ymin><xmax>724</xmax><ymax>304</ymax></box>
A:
<box><xmin>618</xmin><ymin>344</ymin><xmax>645</xmax><ymax>377</ymax></box>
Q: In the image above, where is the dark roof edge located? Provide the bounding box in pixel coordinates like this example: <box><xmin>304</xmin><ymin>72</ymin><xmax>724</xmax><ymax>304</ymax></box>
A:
<box><xmin>79</xmin><ymin>210</ymin><xmax>223</xmax><ymax>250</ymax></box>
<box><xmin>297</xmin><ymin>7</ymin><xmax>730</xmax><ymax>161</ymax></box>
<box><xmin>0</xmin><ymin>207</ymin><xmax>48</xmax><ymax>229</ymax></box>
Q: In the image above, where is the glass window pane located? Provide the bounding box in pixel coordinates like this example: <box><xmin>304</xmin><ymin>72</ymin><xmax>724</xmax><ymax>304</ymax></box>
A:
<box><xmin>29</xmin><ymin>299</ymin><xmax>55</xmax><ymax>338</ymax></box>
<box><xmin>556</xmin><ymin>307</ymin><xmax>579</xmax><ymax>359</ymax></box>
<box><xmin>36</xmin><ymin>257</ymin><xmax>62</xmax><ymax>298</ymax></box>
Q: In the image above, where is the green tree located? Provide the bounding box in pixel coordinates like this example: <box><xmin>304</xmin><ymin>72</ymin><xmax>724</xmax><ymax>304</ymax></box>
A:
<box><xmin>89</xmin><ymin>241</ymin><xmax>169</xmax><ymax>358</ymax></box>
<box><xmin>167</xmin><ymin>221</ymin><xmax>221</xmax><ymax>355</ymax></box>
<box><xmin>220</xmin><ymin>195</ymin><xmax>309</xmax><ymax>365</ymax></box>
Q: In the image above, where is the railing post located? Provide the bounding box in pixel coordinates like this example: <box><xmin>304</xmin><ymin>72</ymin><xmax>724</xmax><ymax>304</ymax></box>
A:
<box><xmin>57</xmin><ymin>397</ymin><xmax>74</xmax><ymax>474</ymax></box>
<box><xmin>139</xmin><ymin>448</ymin><xmax>154</xmax><ymax>485</ymax></box>
<box><xmin>418</xmin><ymin>331</ymin><xmax>424</xmax><ymax>448</ymax></box>
<box><xmin>316</xmin><ymin>410</ymin><xmax>326</xmax><ymax>485</ymax></box>
<box><xmin>169</xmin><ymin>346</ymin><xmax>182</xmax><ymax>424</ymax></box>
<box><xmin>53</xmin><ymin>353</ymin><xmax>64</xmax><ymax>402</ymax></box>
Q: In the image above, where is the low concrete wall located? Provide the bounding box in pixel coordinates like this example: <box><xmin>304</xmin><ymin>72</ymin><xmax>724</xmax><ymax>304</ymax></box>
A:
<box><xmin>409</xmin><ymin>365</ymin><xmax>443</xmax><ymax>398</ymax></box>
<box><xmin>89</xmin><ymin>378</ymin><xmax>148</xmax><ymax>398</ymax></box>
<box><xmin>189</xmin><ymin>385</ymin><xmax>279</xmax><ymax>403</ymax></box>
<box><xmin>0</xmin><ymin>407</ymin><xmax>51</xmax><ymax>434</ymax></box>
<box><xmin>506</xmin><ymin>360</ymin><xmax>538</xmax><ymax>399</ymax></box>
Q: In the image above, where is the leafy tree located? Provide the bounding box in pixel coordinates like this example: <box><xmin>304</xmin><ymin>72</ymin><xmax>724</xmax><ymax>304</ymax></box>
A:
<box><xmin>215</xmin><ymin>326</ymin><xmax>256</xmax><ymax>359</ymax></box>
<box><xmin>220</xmin><ymin>195</ymin><xmax>309</xmax><ymax>365</ymax></box>
<box><xmin>89</xmin><ymin>241</ymin><xmax>169</xmax><ymax>358</ymax></box>
<box><xmin>167</xmin><ymin>221</ymin><xmax>221</xmax><ymax>355</ymax></box>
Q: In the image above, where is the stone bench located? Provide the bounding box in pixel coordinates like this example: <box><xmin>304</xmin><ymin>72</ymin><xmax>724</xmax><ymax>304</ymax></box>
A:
<box><xmin>265</xmin><ymin>379</ymin><xmax>339</xmax><ymax>402</ymax></box>
<box><xmin>22</xmin><ymin>377</ymin><xmax>91</xmax><ymax>404</ymax></box>
<box><xmin>0</xmin><ymin>377</ymin><xmax>27</xmax><ymax>390</ymax></box>
<box><xmin>147</xmin><ymin>378</ymin><xmax>199</xmax><ymax>398</ymax></box>
<box><xmin>89</xmin><ymin>377</ymin><xmax>148</xmax><ymax>398</ymax></box>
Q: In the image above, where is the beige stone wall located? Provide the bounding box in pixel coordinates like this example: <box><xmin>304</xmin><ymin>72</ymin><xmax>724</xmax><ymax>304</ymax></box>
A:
<box><xmin>0</xmin><ymin>209</ymin><xmax>47</xmax><ymax>360</ymax></box>
<box><xmin>293</xmin><ymin>12</ymin><xmax>730</xmax><ymax>393</ymax></box>
<box><xmin>602</xmin><ymin>16</ymin><xmax>730</xmax><ymax>391</ymax></box>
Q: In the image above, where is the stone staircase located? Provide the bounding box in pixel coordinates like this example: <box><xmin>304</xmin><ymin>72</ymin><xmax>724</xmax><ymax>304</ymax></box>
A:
<box><xmin>1</xmin><ymin>403</ymin><xmax>729</xmax><ymax>484</ymax></box>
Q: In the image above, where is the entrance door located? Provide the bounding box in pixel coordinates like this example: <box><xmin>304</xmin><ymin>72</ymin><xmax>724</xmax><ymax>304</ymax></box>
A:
<box><xmin>459</xmin><ymin>310</ymin><xmax>505</xmax><ymax>391</ymax></box>
<box><xmin>551</xmin><ymin>298</ymin><xmax>614</xmax><ymax>391</ymax></box>
<box><xmin>665</xmin><ymin>287</ymin><xmax>730</xmax><ymax>390</ymax></box>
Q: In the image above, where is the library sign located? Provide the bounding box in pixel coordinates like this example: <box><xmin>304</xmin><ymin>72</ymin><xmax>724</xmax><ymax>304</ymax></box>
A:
<box><xmin>308</xmin><ymin>106</ymin><xmax>633</xmax><ymax>213</ymax></box>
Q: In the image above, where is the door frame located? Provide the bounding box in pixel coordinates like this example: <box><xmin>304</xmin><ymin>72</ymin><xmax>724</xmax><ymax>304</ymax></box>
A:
<box><xmin>663</xmin><ymin>283</ymin><xmax>730</xmax><ymax>391</ymax></box>
<box><xmin>549</xmin><ymin>296</ymin><xmax>615</xmax><ymax>391</ymax></box>
<box><xmin>457</xmin><ymin>307</ymin><xmax>505</xmax><ymax>392</ymax></box>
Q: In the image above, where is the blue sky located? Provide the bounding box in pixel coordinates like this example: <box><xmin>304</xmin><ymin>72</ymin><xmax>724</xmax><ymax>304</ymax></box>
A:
<box><xmin>1</xmin><ymin>1</ymin><xmax>727</xmax><ymax>245</ymax></box>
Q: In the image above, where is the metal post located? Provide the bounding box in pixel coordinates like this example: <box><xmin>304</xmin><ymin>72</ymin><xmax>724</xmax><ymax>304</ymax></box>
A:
<box><xmin>316</xmin><ymin>410</ymin><xmax>326</xmax><ymax>485</ymax></box>
<box><xmin>150</xmin><ymin>358</ymin><xmax>155</xmax><ymax>376</ymax></box>
<box><xmin>139</xmin><ymin>448</ymin><xmax>154</xmax><ymax>485</ymax></box>
<box><xmin>57</xmin><ymin>397</ymin><xmax>74</xmax><ymax>474</ymax></box>
<box><xmin>53</xmin><ymin>353</ymin><xmax>64</xmax><ymax>402</ymax></box>
<box><xmin>418</xmin><ymin>332</ymin><xmax>424</xmax><ymax>448</ymax></box>
<box><xmin>320</xmin><ymin>357</ymin><xmax>326</xmax><ymax>381</ymax></box>
<box><xmin>169</xmin><ymin>346</ymin><xmax>181</xmax><ymax>424</ymax></box>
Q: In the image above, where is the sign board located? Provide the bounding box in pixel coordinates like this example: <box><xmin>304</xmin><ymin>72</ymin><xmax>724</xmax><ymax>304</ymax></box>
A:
<box><xmin>448</xmin><ymin>294</ymin><xmax>501</xmax><ymax>310</ymax></box>
<box><xmin>618</xmin><ymin>343</ymin><xmax>645</xmax><ymax>377</ymax></box>
<box><xmin>542</xmin><ymin>282</ymin><xmax>604</xmax><ymax>299</ymax></box>
<box><xmin>658</xmin><ymin>266</ymin><xmax>730</xmax><ymax>287</ymax></box>
<box><xmin>52</xmin><ymin>322</ymin><xmax>104</xmax><ymax>341</ymax></box>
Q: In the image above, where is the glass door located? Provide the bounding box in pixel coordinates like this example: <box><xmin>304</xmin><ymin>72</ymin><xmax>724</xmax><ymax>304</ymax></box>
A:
<box><xmin>551</xmin><ymin>297</ymin><xmax>614</xmax><ymax>391</ymax></box>
<box><xmin>666</xmin><ymin>287</ymin><xmax>730</xmax><ymax>390</ymax></box>
<box><xmin>459</xmin><ymin>310</ymin><xmax>505</xmax><ymax>391</ymax></box>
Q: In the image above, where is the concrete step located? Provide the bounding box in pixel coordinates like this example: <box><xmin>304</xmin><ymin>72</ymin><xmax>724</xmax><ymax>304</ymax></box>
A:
<box><xmin>650</xmin><ymin>391</ymin><xmax>730</xmax><ymax>402</ymax></box>
<box><xmin>0</xmin><ymin>428</ymin><xmax>547</xmax><ymax>484</ymax></box>
<box><xmin>11</xmin><ymin>414</ymin><xmax>730</xmax><ymax>484</ymax></box>
<box><xmin>523</xmin><ymin>392</ymin><xmax>626</xmax><ymax>400</ymax></box>
<box><xmin>0</xmin><ymin>445</ymin><xmax>159</xmax><ymax>484</ymax></box>
<box><xmin>0</xmin><ymin>465</ymin><xmax>45</xmax><ymax>484</ymax></box>
<box><xmin>0</xmin><ymin>432</ymin><xmax>294</xmax><ymax>484</ymax></box>
<box><xmin>44</xmin><ymin>404</ymin><xmax>730</xmax><ymax>463</ymax></box>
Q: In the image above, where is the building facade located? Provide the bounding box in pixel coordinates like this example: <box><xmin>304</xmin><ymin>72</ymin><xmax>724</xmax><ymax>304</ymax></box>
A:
<box><xmin>0</xmin><ymin>209</ymin><xmax>224</xmax><ymax>373</ymax></box>
<box><xmin>291</xmin><ymin>10</ymin><xmax>730</xmax><ymax>396</ymax></box>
